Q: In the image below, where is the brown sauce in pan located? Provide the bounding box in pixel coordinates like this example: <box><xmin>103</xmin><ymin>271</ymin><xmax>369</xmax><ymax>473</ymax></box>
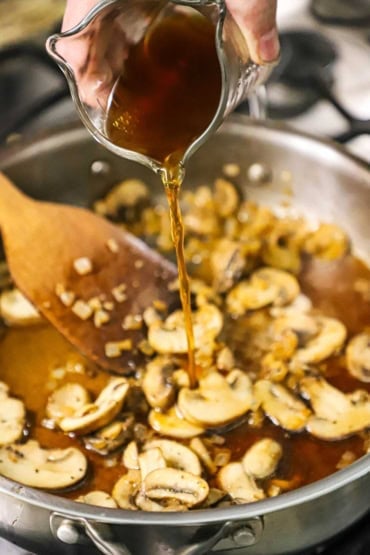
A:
<box><xmin>0</xmin><ymin>254</ymin><xmax>369</xmax><ymax>498</ymax></box>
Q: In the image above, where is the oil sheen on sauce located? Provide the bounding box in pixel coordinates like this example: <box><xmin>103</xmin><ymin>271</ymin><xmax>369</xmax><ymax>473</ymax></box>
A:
<box><xmin>105</xmin><ymin>9</ymin><xmax>222</xmax><ymax>386</ymax></box>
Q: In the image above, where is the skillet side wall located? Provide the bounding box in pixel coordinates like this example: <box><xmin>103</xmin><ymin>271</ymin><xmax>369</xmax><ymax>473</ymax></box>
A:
<box><xmin>0</xmin><ymin>473</ymin><xmax>368</xmax><ymax>554</ymax></box>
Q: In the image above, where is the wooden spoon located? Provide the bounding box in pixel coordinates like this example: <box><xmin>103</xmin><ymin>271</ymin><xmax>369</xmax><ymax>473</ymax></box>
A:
<box><xmin>0</xmin><ymin>172</ymin><xmax>177</xmax><ymax>374</ymax></box>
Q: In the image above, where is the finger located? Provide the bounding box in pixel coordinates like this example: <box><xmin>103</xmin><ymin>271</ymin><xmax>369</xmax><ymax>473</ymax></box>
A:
<box><xmin>62</xmin><ymin>0</ymin><xmax>100</xmax><ymax>32</ymax></box>
<box><xmin>226</xmin><ymin>0</ymin><xmax>279</xmax><ymax>64</ymax></box>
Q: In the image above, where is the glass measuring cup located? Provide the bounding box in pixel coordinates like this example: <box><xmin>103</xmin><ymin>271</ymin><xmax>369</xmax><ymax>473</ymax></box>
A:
<box><xmin>46</xmin><ymin>0</ymin><xmax>275</xmax><ymax>173</ymax></box>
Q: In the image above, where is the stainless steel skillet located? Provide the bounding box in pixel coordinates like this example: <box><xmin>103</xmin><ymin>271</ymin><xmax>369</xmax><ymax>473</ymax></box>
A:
<box><xmin>0</xmin><ymin>116</ymin><xmax>369</xmax><ymax>555</ymax></box>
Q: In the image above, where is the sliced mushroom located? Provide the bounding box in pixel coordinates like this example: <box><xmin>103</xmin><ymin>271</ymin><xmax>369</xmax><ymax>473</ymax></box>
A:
<box><xmin>143</xmin><ymin>468</ymin><xmax>209</xmax><ymax>507</ymax></box>
<box><xmin>112</xmin><ymin>470</ymin><xmax>140</xmax><ymax>510</ymax></box>
<box><xmin>262</xmin><ymin>219</ymin><xmax>308</xmax><ymax>274</ymax></box>
<box><xmin>0</xmin><ymin>288</ymin><xmax>42</xmax><ymax>326</ymax></box>
<box><xmin>122</xmin><ymin>441</ymin><xmax>139</xmax><ymax>470</ymax></box>
<box><xmin>96</xmin><ymin>179</ymin><xmax>149</xmax><ymax>219</ymax></box>
<box><xmin>226</xmin><ymin>268</ymin><xmax>299</xmax><ymax>315</ymax></box>
<box><xmin>83</xmin><ymin>416</ymin><xmax>134</xmax><ymax>455</ymax></box>
<box><xmin>269</xmin><ymin>293</ymin><xmax>312</xmax><ymax>318</ymax></box>
<box><xmin>144</xmin><ymin>439</ymin><xmax>202</xmax><ymax>476</ymax></box>
<box><xmin>210</xmin><ymin>238</ymin><xmax>245</xmax><ymax>293</ymax></box>
<box><xmin>272</xmin><ymin>314</ymin><xmax>319</xmax><ymax>347</ymax></box>
<box><xmin>346</xmin><ymin>333</ymin><xmax>370</xmax><ymax>383</ymax></box>
<box><xmin>254</xmin><ymin>380</ymin><xmax>311</xmax><ymax>432</ymax></box>
<box><xmin>46</xmin><ymin>383</ymin><xmax>91</xmax><ymax>423</ymax></box>
<box><xmin>148</xmin><ymin>407</ymin><xmax>204</xmax><ymax>439</ymax></box>
<box><xmin>142</xmin><ymin>356</ymin><xmax>177</xmax><ymax>410</ymax></box>
<box><xmin>216</xmin><ymin>346</ymin><xmax>235</xmax><ymax>372</ymax></box>
<box><xmin>0</xmin><ymin>440</ymin><xmax>87</xmax><ymax>489</ymax></box>
<box><xmin>300</xmin><ymin>376</ymin><xmax>370</xmax><ymax>440</ymax></box>
<box><xmin>178</xmin><ymin>370</ymin><xmax>253</xmax><ymax>428</ymax></box>
<box><xmin>0</xmin><ymin>382</ymin><xmax>25</xmax><ymax>446</ymax></box>
<box><xmin>190</xmin><ymin>438</ymin><xmax>217</xmax><ymax>474</ymax></box>
<box><xmin>135</xmin><ymin>491</ymin><xmax>188</xmax><ymax>512</ymax></box>
<box><xmin>148</xmin><ymin>304</ymin><xmax>223</xmax><ymax>354</ymax></box>
<box><xmin>217</xmin><ymin>463</ymin><xmax>265</xmax><ymax>503</ymax></box>
<box><xmin>236</xmin><ymin>201</ymin><xmax>272</xmax><ymax>239</ymax></box>
<box><xmin>242</xmin><ymin>439</ymin><xmax>282</xmax><ymax>479</ymax></box>
<box><xmin>59</xmin><ymin>378</ymin><xmax>129</xmax><ymax>435</ymax></box>
<box><xmin>200</xmin><ymin>488</ymin><xmax>228</xmax><ymax>508</ymax></box>
<box><xmin>214</xmin><ymin>178</ymin><xmax>239</xmax><ymax>218</ymax></box>
<box><xmin>138</xmin><ymin>448</ymin><xmax>166</xmax><ymax>480</ymax></box>
<box><xmin>303</xmin><ymin>223</ymin><xmax>349</xmax><ymax>260</ymax></box>
<box><xmin>76</xmin><ymin>491</ymin><xmax>118</xmax><ymax>508</ymax></box>
<box><xmin>135</xmin><ymin>491</ymin><xmax>163</xmax><ymax>511</ymax></box>
<box><xmin>183</xmin><ymin>186</ymin><xmax>220</xmax><ymax>237</ymax></box>
<box><xmin>292</xmin><ymin>317</ymin><xmax>347</xmax><ymax>365</ymax></box>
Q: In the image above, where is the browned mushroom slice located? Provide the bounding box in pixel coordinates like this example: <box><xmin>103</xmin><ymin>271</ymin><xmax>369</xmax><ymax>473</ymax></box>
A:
<box><xmin>262</xmin><ymin>219</ymin><xmax>308</xmax><ymax>274</ymax></box>
<box><xmin>217</xmin><ymin>463</ymin><xmax>265</xmax><ymax>503</ymax></box>
<box><xmin>210</xmin><ymin>238</ymin><xmax>245</xmax><ymax>293</ymax></box>
<box><xmin>122</xmin><ymin>441</ymin><xmax>139</xmax><ymax>470</ymax></box>
<box><xmin>94</xmin><ymin>179</ymin><xmax>149</xmax><ymax>218</ymax></box>
<box><xmin>269</xmin><ymin>293</ymin><xmax>312</xmax><ymax>318</ymax></box>
<box><xmin>144</xmin><ymin>439</ymin><xmax>202</xmax><ymax>476</ymax></box>
<box><xmin>213</xmin><ymin>178</ymin><xmax>240</xmax><ymax>218</ymax></box>
<box><xmin>148</xmin><ymin>304</ymin><xmax>223</xmax><ymax>354</ymax></box>
<box><xmin>272</xmin><ymin>313</ymin><xmax>319</xmax><ymax>347</ymax></box>
<box><xmin>183</xmin><ymin>186</ymin><xmax>220</xmax><ymax>237</ymax></box>
<box><xmin>0</xmin><ymin>382</ymin><xmax>25</xmax><ymax>446</ymax></box>
<box><xmin>292</xmin><ymin>317</ymin><xmax>347</xmax><ymax>365</ymax></box>
<box><xmin>143</xmin><ymin>468</ymin><xmax>209</xmax><ymax>508</ymax></box>
<box><xmin>135</xmin><ymin>491</ymin><xmax>188</xmax><ymax>512</ymax></box>
<box><xmin>303</xmin><ymin>223</ymin><xmax>349</xmax><ymax>260</ymax></box>
<box><xmin>178</xmin><ymin>370</ymin><xmax>253</xmax><ymax>428</ymax></box>
<box><xmin>59</xmin><ymin>378</ymin><xmax>129</xmax><ymax>435</ymax></box>
<box><xmin>0</xmin><ymin>440</ymin><xmax>87</xmax><ymax>489</ymax></box>
<box><xmin>346</xmin><ymin>333</ymin><xmax>370</xmax><ymax>383</ymax></box>
<box><xmin>138</xmin><ymin>448</ymin><xmax>166</xmax><ymax>480</ymax></box>
<box><xmin>76</xmin><ymin>491</ymin><xmax>118</xmax><ymax>508</ymax></box>
<box><xmin>46</xmin><ymin>383</ymin><xmax>91</xmax><ymax>423</ymax></box>
<box><xmin>112</xmin><ymin>470</ymin><xmax>140</xmax><ymax>510</ymax></box>
<box><xmin>83</xmin><ymin>416</ymin><xmax>134</xmax><ymax>455</ymax></box>
<box><xmin>300</xmin><ymin>376</ymin><xmax>370</xmax><ymax>440</ymax></box>
<box><xmin>190</xmin><ymin>438</ymin><xmax>217</xmax><ymax>474</ymax></box>
<box><xmin>148</xmin><ymin>407</ymin><xmax>204</xmax><ymax>439</ymax></box>
<box><xmin>142</xmin><ymin>356</ymin><xmax>177</xmax><ymax>410</ymax></box>
<box><xmin>0</xmin><ymin>288</ymin><xmax>42</xmax><ymax>326</ymax></box>
<box><xmin>242</xmin><ymin>439</ymin><xmax>282</xmax><ymax>479</ymax></box>
<box><xmin>226</xmin><ymin>268</ymin><xmax>299</xmax><ymax>315</ymax></box>
<box><xmin>254</xmin><ymin>380</ymin><xmax>311</xmax><ymax>432</ymax></box>
<box><xmin>200</xmin><ymin>488</ymin><xmax>229</xmax><ymax>508</ymax></box>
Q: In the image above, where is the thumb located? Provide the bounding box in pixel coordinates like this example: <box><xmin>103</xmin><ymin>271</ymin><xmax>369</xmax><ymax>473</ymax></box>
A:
<box><xmin>226</xmin><ymin>0</ymin><xmax>279</xmax><ymax>64</ymax></box>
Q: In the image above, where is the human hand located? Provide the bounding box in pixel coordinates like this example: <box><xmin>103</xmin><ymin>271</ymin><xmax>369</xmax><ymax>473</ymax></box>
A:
<box><xmin>62</xmin><ymin>0</ymin><xmax>279</xmax><ymax>64</ymax></box>
<box><xmin>227</xmin><ymin>0</ymin><xmax>279</xmax><ymax>63</ymax></box>
<box><xmin>60</xmin><ymin>0</ymin><xmax>279</xmax><ymax>104</ymax></box>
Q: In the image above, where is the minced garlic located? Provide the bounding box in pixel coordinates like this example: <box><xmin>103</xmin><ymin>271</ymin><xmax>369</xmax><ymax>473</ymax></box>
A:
<box><xmin>73</xmin><ymin>257</ymin><xmax>93</xmax><ymax>276</ymax></box>
<box><xmin>71</xmin><ymin>300</ymin><xmax>93</xmax><ymax>320</ymax></box>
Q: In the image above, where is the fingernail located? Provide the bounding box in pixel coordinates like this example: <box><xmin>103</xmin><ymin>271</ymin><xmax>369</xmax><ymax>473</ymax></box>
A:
<box><xmin>258</xmin><ymin>29</ymin><xmax>280</xmax><ymax>63</ymax></box>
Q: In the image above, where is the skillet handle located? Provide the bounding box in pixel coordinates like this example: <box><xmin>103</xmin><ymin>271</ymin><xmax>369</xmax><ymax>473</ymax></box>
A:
<box><xmin>83</xmin><ymin>519</ymin><xmax>132</xmax><ymax>555</ymax></box>
<box><xmin>50</xmin><ymin>513</ymin><xmax>132</xmax><ymax>555</ymax></box>
<box><xmin>176</xmin><ymin>517</ymin><xmax>264</xmax><ymax>554</ymax></box>
<box><xmin>51</xmin><ymin>513</ymin><xmax>263</xmax><ymax>554</ymax></box>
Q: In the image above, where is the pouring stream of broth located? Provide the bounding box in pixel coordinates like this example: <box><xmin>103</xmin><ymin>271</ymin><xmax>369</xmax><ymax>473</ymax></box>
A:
<box><xmin>106</xmin><ymin>9</ymin><xmax>222</xmax><ymax>386</ymax></box>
